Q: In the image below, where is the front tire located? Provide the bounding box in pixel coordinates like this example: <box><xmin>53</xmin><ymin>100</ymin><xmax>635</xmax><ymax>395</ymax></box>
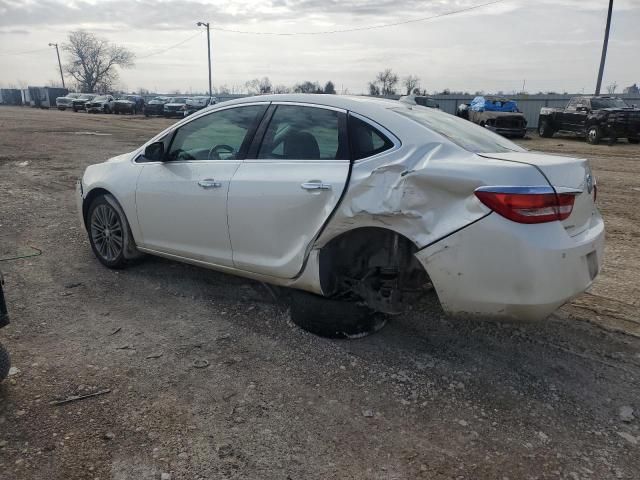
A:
<box><xmin>628</xmin><ymin>137</ymin><xmax>640</xmax><ymax>144</ymax></box>
<box><xmin>87</xmin><ymin>195</ymin><xmax>135</xmax><ymax>269</ymax></box>
<box><xmin>0</xmin><ymin>342</ymin><xmax>10</xmax><ymax>382</ymax></box>
<box><xmin>586</xmin><ymin>125</ymin><xmax>602</xmax><ymax>145</ymax></box>
<box><xmin>289</xmin><ymin>290</ymin><xmax>388</xmax><ymax>339</ymax></box>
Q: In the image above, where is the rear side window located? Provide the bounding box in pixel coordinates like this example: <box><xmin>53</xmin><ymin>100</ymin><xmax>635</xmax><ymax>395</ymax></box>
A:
<box><xmin>258</xmin><ymin>105</ymin><xmax>347</xmax><ymax>160</ymax></box>
<box><xmin>349</xmin><ymin>115</ymin><xmax>394</xmax><ymax>160</ymax></box>
<box><xmin>394</xmin><ymin>107</ymin><xmax>525</xmax><ymax>154</ymax></box>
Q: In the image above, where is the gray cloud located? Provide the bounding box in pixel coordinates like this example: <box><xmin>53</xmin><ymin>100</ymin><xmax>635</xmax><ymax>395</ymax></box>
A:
<box><xmin>1</xmin><ymin>0</ymin><xmax>638</xmax><ymax>94</ymax></box>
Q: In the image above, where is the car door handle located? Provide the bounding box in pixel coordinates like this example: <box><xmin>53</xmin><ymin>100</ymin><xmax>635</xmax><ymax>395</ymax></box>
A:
<box><xmin>198</xmin><ymin>179</ymin><xmax>222</xmax><ymax>188</ymax></box>
<box><xmin>301</xmin><ymin>181</ymin><xmax>332</xmax><ymax>191</ymax></box>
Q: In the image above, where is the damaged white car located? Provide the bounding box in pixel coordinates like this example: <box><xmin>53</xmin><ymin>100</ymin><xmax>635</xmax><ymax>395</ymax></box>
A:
<box><xmin>77</xmin><ymin>95</ymin><xmax>604</xmax><ymax>337</ymax></box>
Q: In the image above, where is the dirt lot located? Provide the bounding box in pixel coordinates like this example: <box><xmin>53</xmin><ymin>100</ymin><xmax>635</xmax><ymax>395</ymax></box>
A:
<box><xmin>0</xmin><ymin>106</ymin><xmax>639</xmax><ymax>480</ymax></box>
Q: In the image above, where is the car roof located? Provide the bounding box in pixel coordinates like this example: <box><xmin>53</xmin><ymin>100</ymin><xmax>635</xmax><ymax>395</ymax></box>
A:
<box><xmin>221</xmin><ymin>94</ymin><xmax>401</xmax><ymax>112</ymax></box>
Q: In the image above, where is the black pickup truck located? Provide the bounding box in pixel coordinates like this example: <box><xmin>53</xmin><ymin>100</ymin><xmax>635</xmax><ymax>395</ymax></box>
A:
<box><xmin>538</xmin><ymin>96</ymin><xmax>640</xmax><ymax>144</ymax></box>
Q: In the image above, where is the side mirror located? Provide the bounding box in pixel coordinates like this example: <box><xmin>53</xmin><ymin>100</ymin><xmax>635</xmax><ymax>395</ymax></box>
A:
<box><xmin>144</xmin><ymin>141</ymin><xmax>164</xmax><ymax>162</ymax></box>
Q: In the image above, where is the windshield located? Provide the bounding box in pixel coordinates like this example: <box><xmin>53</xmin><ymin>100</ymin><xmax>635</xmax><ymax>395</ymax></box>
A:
<box><xmin>169</xmin><ymin>98</ymin><xmax>187</xmax><ymax>103</ymax></box>
<box><xmin>394</xmin><ymin>107</ymin><xmax>525</xmax><ymax>154</ymax></box>
<box><xmin>79</xmin><ymin>94</ymin><xmax>95</xmax><ymax>100</ymax></box>
<box><xmin>94</xmin><ymin>96</ymin><xmax>108</xmax><ymax>101</ymax></box>
<box><xmin>591</xmin><ymin>98</ymin><xmax>629</xmax><ymax>109</ymax></box>
<box><xmin>152</xmin><ymin>97</ymin><xmax>168</xmax><ymax>102</ymax></box>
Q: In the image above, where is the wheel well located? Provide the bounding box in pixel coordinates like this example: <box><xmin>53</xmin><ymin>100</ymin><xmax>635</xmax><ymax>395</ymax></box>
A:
<box><xmin>318</xmin><ymin>227</ymin><xmax>431</xmax><ymax>313</ymax></box>
<box><xmin>82</xmin><ymin>188</ymin><xmax>112</xmax><ymax>228</ymax></box>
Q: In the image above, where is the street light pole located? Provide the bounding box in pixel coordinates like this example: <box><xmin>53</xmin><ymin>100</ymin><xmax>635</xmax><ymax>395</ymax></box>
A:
<box><xmin>196</xmin><ymin>22</ymin><xmax>212</xmax><ymax>97</ymax></box>
<box><xmin>48</xmin><ymin>43</ymin><xmax>65</xmax><ymax>89</ymax></box>
<box><xmin>595</xmin><ymin>0</ymin><xmax>613</xmax><ymax>95</ymax></box>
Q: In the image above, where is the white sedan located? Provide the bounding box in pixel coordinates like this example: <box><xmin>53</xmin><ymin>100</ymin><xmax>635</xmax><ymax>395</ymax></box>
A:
<box><xmin>77</xmin><ymin>94</ymin><xmax>604</xmax><ymax>336</ymax></box>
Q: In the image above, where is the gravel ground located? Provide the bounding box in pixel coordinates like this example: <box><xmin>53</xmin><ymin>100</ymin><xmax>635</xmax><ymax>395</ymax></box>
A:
<box><xmin>0</xmin><ymin>106</ymin><xmax>639</xmax><ymax>480</ymax></box>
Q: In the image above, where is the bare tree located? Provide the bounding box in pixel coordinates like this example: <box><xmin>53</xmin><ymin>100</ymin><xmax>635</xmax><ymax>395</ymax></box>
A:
<box><xmin>368</xmin><ymin>82</ymin><xmax>381</xmax><ymax>96</ymax></box>
<box><xmin>245</xmin><ymin>77</ymin><xmax>272</xmax><ymax>94</ymax></box>
<box><xmin>323</xmin><ymin>81</ymin><xmax>336</xmax><ymax>94</ymax></box>
<box><xmin>293</xmin><ymin>81</ymin><xmax>322</xmax><ymax>93</ymax></box>
<box><xmin>273</xmin><ymin>84</ymin><xmax>291</xmax><ymax>94</ymax></box>
<box><xmin>606</xmin><ymin>81</ymin><xmax>618</xmax><ymax>94</ymax></box>
<box><xmin>375</xmin><ymin>69</ymin><xmax>399</xmax><ymax>95</ymax></box>
<box><xmin>403</xmin><ymin>75</ymin><xmax>420</xmax><ymax>95</ymax></box>
<box><xmin>63</xmin><ymin>31</ymin><xmax>134</xmax><ymax>93</ymax></box>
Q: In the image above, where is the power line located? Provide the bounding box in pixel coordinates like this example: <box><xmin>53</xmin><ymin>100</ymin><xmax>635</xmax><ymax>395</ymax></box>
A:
<box><xmin>136</xmin><ymin>30</ymin><xmax>203</xmax><ymax>60</ymax></box>
<box><xmin>0</xmin><ymin>47</ymin><xmax>50</xmax><ymax>57</ymax></box>
<box><xmin>209</xmin><ymin>0</ymin><xmax>510</xmax><ymax>36</ymax></box>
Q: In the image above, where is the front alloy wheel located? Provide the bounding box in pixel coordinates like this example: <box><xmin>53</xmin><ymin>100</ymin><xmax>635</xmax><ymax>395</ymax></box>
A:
<box><xmin>586</xmin><ymin>126</ymin><xmax>601</xmax><ymax>145</ymax></box>
<box><xmin>89</xmin><ymin>199</ymin><xmax>126</xmax><ymax>268</ymax></box>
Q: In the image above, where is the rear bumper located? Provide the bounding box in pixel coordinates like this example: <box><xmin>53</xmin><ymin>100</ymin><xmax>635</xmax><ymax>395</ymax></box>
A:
<box><xmin>415</xmin><ymin>211</ymin><xmax>605</xmax><ymax>321</ymax></box>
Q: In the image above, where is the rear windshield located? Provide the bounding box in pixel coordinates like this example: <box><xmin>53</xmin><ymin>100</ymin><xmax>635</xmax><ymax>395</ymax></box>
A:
<box><xmin>591</xmin><ymin>98</ymin><xmax>629</xmax><ymax>109</ymax></box>
<box><xmin>393</xmin><ymin>107</ymin><xmax>525</xmax><ymax>154</ymax></box>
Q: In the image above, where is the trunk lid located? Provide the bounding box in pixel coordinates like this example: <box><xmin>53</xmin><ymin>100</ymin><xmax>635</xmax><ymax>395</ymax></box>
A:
<box><xmin>478</xmin><ymin>152</ymin><xmax>597</xmax><ymax>236</ymax></box>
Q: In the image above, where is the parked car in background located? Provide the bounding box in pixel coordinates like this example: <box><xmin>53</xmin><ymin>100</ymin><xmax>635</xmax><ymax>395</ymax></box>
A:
<box><xmin>399</xmin><ymin>95</ymin><xmax>440</xmax><ymax>109</ymax></box>
<box><xmin>459</xmin><ymin>96</ymin><xmax>527</xmax><ymax>138</ymax></box>
<box><xmin>77</xmin><ymin>94</ymin><xmax>604</xmax><ymax>338</ymax></box>
<box><xmin>86</xmin><ymin>95</ymin><xmax>115</xmax><ymax>114</ymax></box>
<box><xmin>56</xmin><ymin>93</ymin><xmax>81</xmax><ymax>110</ymax></box>
<box><xmin>113</xmin><ymin>95</ymin><xmax>145</xmax><ymax>115</ymax></box>
<box><xmin>538</xmin><ymin>96</ymin><xmax>640</xmax><ymax>144</ymax></box>
<box><xmin>144</xmin><ymin>96</ymin><xmax>171</xmax><ymax>117</ymax></box>
<box><xmin>184</xmin><ymin>96</ymin><xmax>216</xmax><ymax>116</ymax></box>
<box><xmin>72</xmin><ymin>94</ymin><xmax>96</xmax><ymax>112</ymax></box>
<box><xmin>163</xmin><ymin>97</ymin><xmax>188</xmax><ymax>117</ymax></box>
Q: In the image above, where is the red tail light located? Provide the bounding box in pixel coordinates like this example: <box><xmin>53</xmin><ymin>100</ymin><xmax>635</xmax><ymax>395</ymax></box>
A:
<box><xmin>475</xmin><ymin>186</ymin><xmax>576</xmax><ymax>224</ymax></box>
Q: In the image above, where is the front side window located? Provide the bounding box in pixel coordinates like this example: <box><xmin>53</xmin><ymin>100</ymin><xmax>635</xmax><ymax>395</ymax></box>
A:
<box><xmin>349</xmin><ymin>115</ymin><xmax>394</xmax><ymax>160</ymax></box>
<box><xmin>258</xmin><ymin>105</ymin><xmax>347</xmax><ymax>160</ymax></box>
<box><xmin>394</xmin><ymin>107</ymin><xmax>525</xmax><ymax>154</ymax></box>
<box><xmin>566</xmin><ymin>98</ymin><xmax>581</xmax><ymax>111</ymax></box>
<box><xmin>167</xmin><ymin>105</ymin><xmax>266</xmax><ymax>161</ymax></box>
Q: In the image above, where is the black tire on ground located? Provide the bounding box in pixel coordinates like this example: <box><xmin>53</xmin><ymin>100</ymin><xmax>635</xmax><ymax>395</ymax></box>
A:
<box><xmin>87</xmin><ymin>195</ymin><xmax>137</xmax><ymax>269</ymax></box>
<box><xmin>0</xmin><ymin>342</ymin><xmax>10</xmax><ymax>382</ymax></box>
<box><xmin>538</xmin><ymin>120</ymin><xmax>555</xmax><ymax>138</ymax></box>
<box><xmin>289</xmin><ymin>290</ymin><xmax>388</xmax><ymax>339</ymax></box>
<box><xmin>628</xmin><ymin>137</ymin><xmax>640</xmax><ymax>144</ymax></box>
<box><xmin>145</xmin><ymin>113</ymin><xmax>149</xmax><ymax>117</ymax></box>
<box><xmin>73</xmin><ymin>107</ymin><xmax>78</xmax><ymax>112</ymax></box>
<box><xmin>586</xmin><ymin>125</ymin><xmax>602</xmax><ymax>145</ymax></box>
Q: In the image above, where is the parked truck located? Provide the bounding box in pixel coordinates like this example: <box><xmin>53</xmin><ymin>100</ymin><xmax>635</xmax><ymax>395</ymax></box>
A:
<box><xmin>538</xmin><ymin>95</ymin><xmax>640</xmax><ymax>145</ymax></box>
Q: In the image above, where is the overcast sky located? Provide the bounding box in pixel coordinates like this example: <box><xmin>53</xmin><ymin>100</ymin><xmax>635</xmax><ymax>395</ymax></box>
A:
<box><xmin>0</xmin><ymin>0</ymin><xmax>638</xmax><ymax>94</ymax></box>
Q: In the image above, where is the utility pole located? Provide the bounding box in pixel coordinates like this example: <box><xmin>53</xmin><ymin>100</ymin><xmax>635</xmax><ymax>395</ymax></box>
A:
<box><xmin>595</xmin><ymin>0</ymin><xmax>613</xmax><ymax>95</ymax></box>
<box><xmin>48</xmin><ymin>42</ymin><xmax>65</xmax><ymax>89</ymax></box>
<box><xmin>196</xmin><ymin>22</ymin><xmax>212</xmax><ymax>97</ymax></box>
